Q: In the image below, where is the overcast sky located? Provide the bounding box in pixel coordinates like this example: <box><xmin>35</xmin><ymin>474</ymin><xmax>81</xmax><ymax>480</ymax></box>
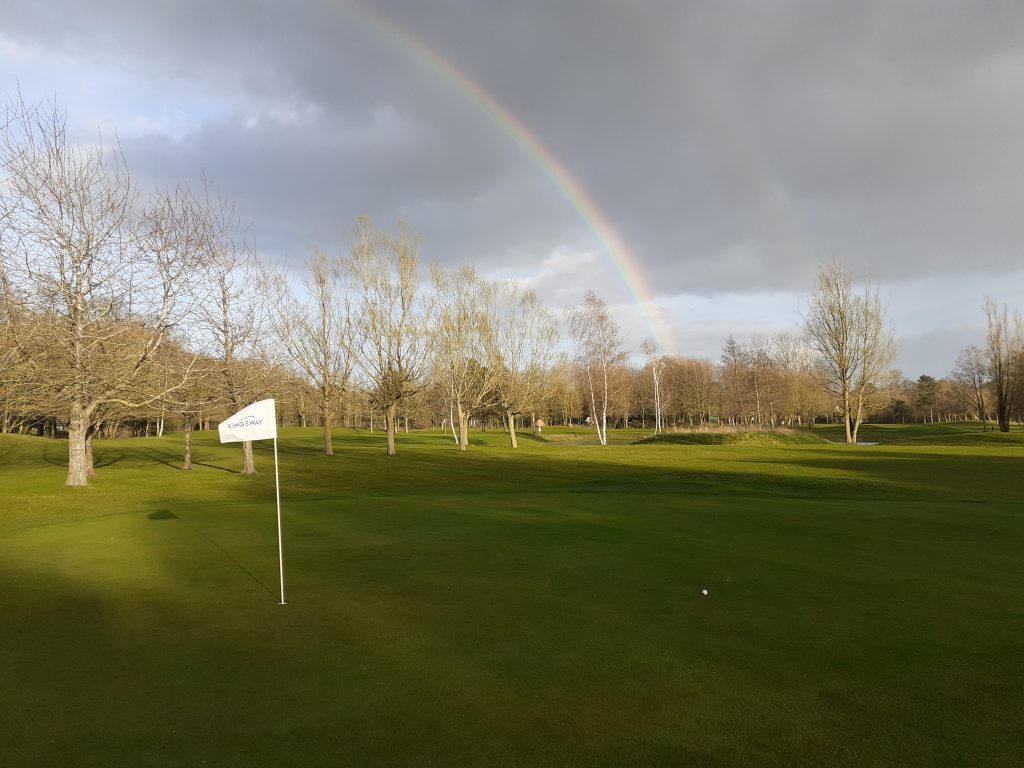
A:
<box><xmin>3</xmin><ymin>0</ymin><xmax>1024</xmax><ymax>376</ymax></box>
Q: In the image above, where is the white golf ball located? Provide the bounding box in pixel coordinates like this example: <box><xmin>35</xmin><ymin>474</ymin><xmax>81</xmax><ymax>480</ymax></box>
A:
<box><xmin>702</xmin><ymin>589</ymin><xmax>708</xmax><ymax>596</ymax></box>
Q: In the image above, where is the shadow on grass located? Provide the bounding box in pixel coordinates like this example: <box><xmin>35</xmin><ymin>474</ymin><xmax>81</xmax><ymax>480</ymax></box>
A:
<box><xmin>6</xmin><ymin>428</ymin><xmax>1024</xmax><ymax>515</ymax></box>
<box><xmin>4</xmin><ymin>479</ymin><xmax>1023</xmax><ymax>768</ymax></box>
<box><xmin>159</xmin><ymin>431</ymin><xmax>1024</xmax><ymax>516</ymax></box>
<box><xmin>2</xmin><ymin>560</ymin><xmax>734</xmax><ymax>768</ymax></box>
<box><xmin>156</xmin><ymin>507</ymin><xmax>279</xmax><ymax>600</ymax></box>
<box><xmin>267</xmin><ymin>440</ymin><xmax>1009</xmax><ymax>507</ymax></box>
<box><xmin>39</xmin><ymin>447</ymin><xmax>129</xmax><ymax>470</ymax></box>
<box><xmin>131</xmin><ymin>445</ymin><xmax>237</xmax><ymax>474</ymax></box>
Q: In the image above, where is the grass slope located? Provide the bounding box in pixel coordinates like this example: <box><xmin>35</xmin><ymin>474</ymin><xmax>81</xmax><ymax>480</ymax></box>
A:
<box><xmin>814</xmin><ymin>421</ymin><xmax>1024</xmax><ymax>446</ymax></box>
<box><xmin>2</xmin><ymin>426</ymin><xmax>1023</xmax><ymax>767</ymax></box>
<box><xmin>636</xmin><ymin>430</ymin><xmax>824</xmax><ymax>446</ymax></box>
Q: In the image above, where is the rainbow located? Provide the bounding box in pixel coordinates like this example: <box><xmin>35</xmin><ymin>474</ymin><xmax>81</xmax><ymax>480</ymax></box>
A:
<box><xmin>342</xmin><ymin>1</ymin><xmax>672</xmax><ymax>352</ymax></box>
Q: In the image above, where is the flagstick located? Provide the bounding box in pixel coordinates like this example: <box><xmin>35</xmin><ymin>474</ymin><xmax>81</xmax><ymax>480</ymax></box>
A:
<box><xmin>274</xmin><ymin>437</ymin><xmax>286</xmax><ymax>605</ymax></box>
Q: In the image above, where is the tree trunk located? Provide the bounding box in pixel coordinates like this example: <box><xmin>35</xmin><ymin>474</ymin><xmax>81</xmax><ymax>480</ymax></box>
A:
<box><xmin>851</xmin><ymin>396</ymin><xmax>865</xmax><ymax>444</ymax></box>
<box><xmin>385</xmin><ymin>402</ymin><xmax>398</xmax><ymax>455</ymax></box>
<box><xmin>600</xmin><ymin>369</ymin><xmax>609</xmax><ymax>446</ymax></box>
<box><xmin>585</xmin><ymin>369</ymin><xmax>600</xmax><ymax>443</ymax></box>
<box><xmin>753</xmin><ymin>372</ymin><xmax>762</xmax><ymax>428</ymax></box>
<box><xmin>655</xmin><ymin>379</ymin><xmax>662</xmax><ymax>434</ymax></box>
<box><xmin>66</xmin><ymin>409</ymin><xmax>90</xmax><ymax>487</ymax></box>
<box><xmin>323</xmin><ymin>398</ymin><xmax>334</xmax><ymax>456</ymax></box>
<box><xmin>458</xmin><ymin>406</ymin><xmax>469</xmax><ymax>451</ymax></box>
<box><xmin>241</xmin><ymin>440</ymin><xmax>256</xmax><ymax>475</ymax></box>
<box><xmin>997</xmin><ymin>399</ymin><xmax>1011</xmax><ymax>433</ymax></box>
<box><xmin>85</xmin><ymin>425</ymin><xmax>96</xmax><ymax>479</ymax></box>
<box><xmin>183</xmin><ymin>421</ymin><xmax>193</xmax><ymax>470</ymax></box>
<box><xmin>507</xmin><ymin>409</ymin><xmax>519</xmax><ymax>448</ymax></box>
<box><xmin>531</xmin><ymin>411</ymin><xmax>539</xmax><ymax>437</ymax></box>
<box><xmin>843</xmin><ymin>388</ymin><xmax>854</xmax><ymax>444</ymax></box>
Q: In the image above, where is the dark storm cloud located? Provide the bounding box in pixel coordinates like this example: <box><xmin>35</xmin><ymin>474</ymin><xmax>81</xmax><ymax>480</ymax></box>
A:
<box><xmin>3</xmin><ymin>0</ymin><xmax>1024</xmax><ymax>312</ymax></box>
<box><xmin>354</xmin><ymin>1</ymin><xmax>1024</xmax><ymax>292</ymax></box>
<box><xmin>2</xmin><ymin>0</ymin><xmax>595</xmax><ymax>269</ymax></box>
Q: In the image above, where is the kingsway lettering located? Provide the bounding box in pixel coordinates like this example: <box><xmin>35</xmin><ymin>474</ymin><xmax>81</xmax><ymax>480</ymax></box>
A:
<box><xmin>226</xmin><ymin>417</ymin><xmax>262</xmax><ymax>429</ymax></box>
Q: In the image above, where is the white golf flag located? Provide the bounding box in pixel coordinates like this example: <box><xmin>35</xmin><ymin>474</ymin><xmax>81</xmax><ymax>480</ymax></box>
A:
<box><xmin>218</xmin><ymin>399</ymin><xmax>278</xmax><ymax>443</ymax></box>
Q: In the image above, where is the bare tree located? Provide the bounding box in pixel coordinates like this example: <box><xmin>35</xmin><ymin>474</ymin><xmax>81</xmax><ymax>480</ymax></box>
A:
<box><xmin>548</xmin><ymin>359</ymin><xmax>583</xmax><ymax>427</ymax></box>
<box><xmin>914</xmin><ymin>375</ymin><xmax>939</xmax><ymax>423</ymax></box>
<box><xmin>802</xmin><ymin>261</ymin><xmax>896</xmax><ymax>444</ymax></box>
<box><xmin>771</xmin><ymin>332</ymin><xmax>825</xmax><ymax>426</ymax></box>
<box><xmin>153</xmin><ymin>344</ymin><xmax>220</xmax><ymax>470</ymax></box>
<box><xmin>982</xmin><ymin>298</ymin><xmax>1022</xmax><ymax>433</ymax></box>
<box><xmin>0</xmin><ymin>98</ymin><xmax>204</xmax><ymax>484</ymax></box>
<box><xmin>195</xmin><ymin>186</ymin><xmax>270</xmax><ymax>475</ymax></box>
<box><xmin>746</xmin><ymin>334</ymin><xmax>779</xmax><ymax>427</ymax></box>
<box><xmin>266</xmin><ymin>250</ymin><xmax>352</xmax><ymax>455</ymax></box>
<box><xmin>566</xmin><ymin>291</ymin><xmax>626</xmax><ymax>446</ymax></box>
<box><xmin>718</xmin><ymin>336</ymin><xmax>750</xmax><ymax>426</ymax></box>
<box><xmin>674</xmin><ymin>356</ymin><xmax>715</xmax><ymax>426</ymax></box>
<box><xmin>0</xmin><ymin>257</ymin><xmax>39</xmax><ymax>433</ymax></box>
<box><xmin>345</xmin><ymin>217</ymin><xmax>432</xmax><ymax>456</ymax></box>
<box><xmin>952</xmin><ymin>345</ymin><xmax>990</xmax><ymax>429</ymax></box>
<box><xmin>490</xmin><ymin>281</ymin><xmax>560</xmax><ymax>447</ymax></box>
<box><xmin>606</xmin><ymin>360</ymin><xmax>635</xmax><ymax>429</ymax></box>
<box><xmin>717</xmin><ymin>334</ymin><xmax>780</xmax><ymax>428</ymax></box>
<box><xmin>640</xmin><ymin>338</ymin><xmax>667</xmax><ymax>434</ymax></box>
<box><xmin>430</xmin><ymin>265</ymin><xmax>501</xmax><ymax>451</ymax></box>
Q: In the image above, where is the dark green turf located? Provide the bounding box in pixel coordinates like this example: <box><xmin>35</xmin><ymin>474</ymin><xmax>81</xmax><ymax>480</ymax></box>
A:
<box><xmin>2</xmin><ymin>425</ymin><xmax>1023</xmax><ymax>767</ymax></box>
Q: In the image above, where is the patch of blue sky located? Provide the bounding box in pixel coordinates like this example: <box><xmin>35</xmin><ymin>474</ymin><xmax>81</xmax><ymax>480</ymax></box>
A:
<box><xmin>0</xmin><ymin>32</ymin><xmax>229</xmax><ymax>142</ymax></box>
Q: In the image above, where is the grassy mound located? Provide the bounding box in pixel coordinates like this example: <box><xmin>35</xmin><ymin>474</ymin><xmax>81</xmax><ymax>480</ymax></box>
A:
<box><xmin>814</xmin><ymin>421</ymin><xmax>1024</xmax><ymax>446</ymax></box>
<box><xmin>637</xmin><ymin>429</ymin><xmax>824</xmax><ymax>446</ymax></box>
<box><xmin>535</xmin><ymin>427</ymin><xmax>647</xmax><ymax>445</ymax></box>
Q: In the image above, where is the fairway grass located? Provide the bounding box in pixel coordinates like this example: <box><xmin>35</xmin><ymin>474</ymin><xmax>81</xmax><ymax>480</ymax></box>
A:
<box><xmin>2</xmin><ymin>426</ymin><xmax>1023</xmax><ymax>767</ymax></box>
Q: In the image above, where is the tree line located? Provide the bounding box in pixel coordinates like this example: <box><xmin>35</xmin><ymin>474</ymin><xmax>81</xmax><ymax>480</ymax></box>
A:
<box><xmin>2</xmin><ymin>99</ymin><xmax>1022</xmax><ymax>487</ymax></box>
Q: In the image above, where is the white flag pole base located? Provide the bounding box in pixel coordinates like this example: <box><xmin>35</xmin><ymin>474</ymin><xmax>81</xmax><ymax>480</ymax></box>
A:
<box><xmin>274</xmin><ymin>437</ymin><xmax>286</xmax><ymax>605</ymax></box>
